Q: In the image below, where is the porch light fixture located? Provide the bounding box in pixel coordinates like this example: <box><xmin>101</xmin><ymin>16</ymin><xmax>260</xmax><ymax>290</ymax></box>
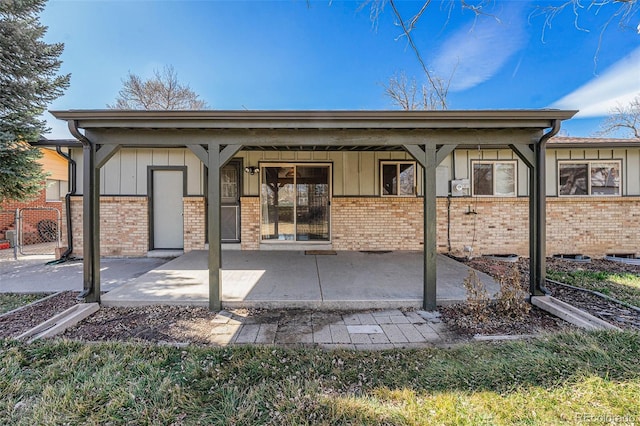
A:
<box><xmin>244</xmin><ymin>166</ymin><xmax>259</xmax><ymax>175</ymax></box>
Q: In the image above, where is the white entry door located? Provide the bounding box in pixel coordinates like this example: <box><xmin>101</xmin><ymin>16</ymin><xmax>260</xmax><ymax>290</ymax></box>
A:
<box><xmin>152</xmin><ymin>169</ymin><xmax>184</xmax><ymax>249</ymax></box>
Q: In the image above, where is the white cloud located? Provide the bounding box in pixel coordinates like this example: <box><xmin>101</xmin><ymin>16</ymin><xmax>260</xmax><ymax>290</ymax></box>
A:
<box><xmin>432</xmin><ymin>3</ymin><xmax>527</xmax><ymax>91</ymax></box>
<box><xmin>550</xmin><ymin>46</ymin><xmax>640</xmax><ymax>117</ymax></box>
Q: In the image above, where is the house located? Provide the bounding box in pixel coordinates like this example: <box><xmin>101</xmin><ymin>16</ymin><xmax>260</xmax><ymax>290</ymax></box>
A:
<box><xmin>49</xmin><ymin>109</ymin><xmax>581</xmax><ymax>310</ymax></box>
<box><xmin>0</xmin><ymin>147</ymin><xmax>69</xmax><ymax>253</ymax></box>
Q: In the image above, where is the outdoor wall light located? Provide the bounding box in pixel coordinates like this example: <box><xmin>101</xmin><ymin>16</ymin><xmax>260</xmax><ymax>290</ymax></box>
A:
<box><xmin>244</xmin><ymin>166</ymin><xmax>259</xmax><ymax>175</ymax></box>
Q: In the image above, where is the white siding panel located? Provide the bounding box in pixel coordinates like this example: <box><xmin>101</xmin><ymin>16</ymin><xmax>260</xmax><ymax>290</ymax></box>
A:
<box><xmin>585</xmin><ymin>149</ymin><xmax>599</xmax><ymax>160</ymax></box>
<box><xmin>518</xmin><ymin>158</ymin><xmax>529</xmax><ymax>197</ymax></box>
<box><xmin>359</xmin><ymin>152</ymin><xmax>375</xmax><ymax>195</ymax></box>
<box><xmin>343</xmin><ymin>153</ymin><xmax>360</xmax><ymax>195</ymax></box>
<box><xmin>295</xmin><ymin>151</ymin><xmax>311</xmax><ymax>160</ymax></box>
<box><xmin>73</xmin><ymin>149</ymin><xmax>84</xmax><ymax>194</ymax></box>
<box><xmin>185</xmin><ymin>151</ymin><xmax>202</xmax><ymax>195</ymax></box>
<box><xmin>120</xmin><ymin>150</ymin><xmax>137</xmax><ymax>194</ymax></box>
<box><xmin>454</xmin><ymin>150</ymin><xmax>469</xmax><ymax>179</ymax></box>
<box><xmin>168</xmin><ymin>149</ymin><xmax>185</xmax><ymax>166</ymax></box>
<box><xmin>627</xmin><ymin>149</ymin><xmax>640</xmax><ymax>195</ymax></box>
<box><xmin>103</xmin><ymin>151</ymin><xmax>121</xmax><ymax>194</ymax></box>
<box><xmin>545</xmin><ymin>151</ymin><xmax>556</xmax><ymax>196</ymax></box>
<box><xmin>330</xmin><ymin>152</ymin><xmax>344</xmax><ymax>196</ymax></box>
<box><xmin>312</xmin><ymin>152</ymin><xmax>329</xmax><ymax>161</ymax></box>
<box><xmin>247</xmin><ymin>151</ymin><xmax>261</xmax><ymax>196</ymax></box>
<box><xmin>436</xmin><ymin>165</ymin><xmax>449</xmax><ymax>196</ymax></box>
<box><xmin>152</xmin><ymin>149</ymin><xmax>170</xmax><ymax>165</ymax></box>
<box><xmin>136</xmin><ymin>149</ymin><xmax>152</xmax><ymax>194</ymax></box>
<box><xmin>497</xmin><ymin>149</ymin><xmax>513</xmax><ymax>160</ymax></box>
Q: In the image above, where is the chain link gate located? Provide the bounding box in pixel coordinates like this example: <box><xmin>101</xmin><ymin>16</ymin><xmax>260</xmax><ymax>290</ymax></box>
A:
<box><xmin>16</xmin><ymin>207</ymin><xmax>62</xmax><ymax>256</ymax></box>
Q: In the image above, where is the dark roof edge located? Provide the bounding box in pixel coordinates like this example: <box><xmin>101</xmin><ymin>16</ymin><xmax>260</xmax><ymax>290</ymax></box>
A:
<box><xmin>50</xmin><ymin>109</ymin><xmax>578</xmax><ymax>121</ymax></box>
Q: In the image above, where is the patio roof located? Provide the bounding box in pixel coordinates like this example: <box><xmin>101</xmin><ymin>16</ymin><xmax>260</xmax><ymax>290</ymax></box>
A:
<box><xmin>50</xmin><ymin>109</ymin><xmax>577</xmax><ymax>311</ymax></box>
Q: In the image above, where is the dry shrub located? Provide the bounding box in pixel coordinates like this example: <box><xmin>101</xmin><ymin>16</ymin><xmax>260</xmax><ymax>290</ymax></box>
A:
<box><xmin>495</xmin><ymin>265</ymin><xmax>531</xmax><ymax>319</ymax></box>
<box><xmin>462</xmin><ymin>269</ymin><xmax>490</xmax><ymax>323</ymax></box>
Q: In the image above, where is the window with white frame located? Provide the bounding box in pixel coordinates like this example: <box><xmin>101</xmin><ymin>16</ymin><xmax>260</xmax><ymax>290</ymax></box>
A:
<box><xmin>46</xmin><ymin>179</ymin><xmax>67</xmax><ymax>201</ymax></box>
<box><xmin>558</xmin><ymin>160</ymin><xmax>621</xmax><ymax>196</ymax></box>
<box><xmin>381</xmin><ymin>161</ymin><xmax>416</xmax><ymax>196</ymax></box>
<box><xmin>471</xmin><ymin>161</ymin><xmax>517</xmax><ymax>197</ymax></box>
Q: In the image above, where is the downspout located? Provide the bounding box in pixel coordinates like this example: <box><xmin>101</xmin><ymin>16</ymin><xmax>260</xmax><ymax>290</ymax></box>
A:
<box><xmin>54</xmin><ymin>146</ymin><xmax>76</xmax><ymax>261</ymax></box>
<box><xmin>68</xmin><ymin>120</ymin><xmax>94</xmax><ymax>300</ymax></box>
<box><xmin>534</xmin><ymin>119</ymin><xmax>561</xmax><ymax>295</ymax></box>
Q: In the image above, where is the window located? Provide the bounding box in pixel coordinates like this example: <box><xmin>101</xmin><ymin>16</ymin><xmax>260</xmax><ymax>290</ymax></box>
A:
<box><xmin>45</xmin><ymin>179</ymin><xmax>67</xmax><ymax>201</ymax></box>
<box><xmin>558</xmin><ymin>161</ymin><xmax>620</xmax><ymax>196</ymax></box>
<box><xmin>471</xmin><ymin>161</ymin><xmax>516</xmax><ymax>197</ymax></box>
<box><xmin>381</xmin><ymin>161</ymin><xmax>416</xmax><ymax>196</ymax></box>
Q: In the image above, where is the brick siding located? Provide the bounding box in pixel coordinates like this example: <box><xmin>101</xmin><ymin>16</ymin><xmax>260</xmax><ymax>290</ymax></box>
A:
<box><xmin>65</xmin><ymin>195</ymin><xmax>640</xmax><ymax>258</ymax></box>
<box><xmin>332</xmin><ymin>197</ymin><xmax>423</xmax><ymax>251</ymax></box>
<box><xmin>240</xmin><ymin>197</ymin><xmax>260</xmax><ymax>250</ymax></box>
<box><xmin>184</xmin><ymin>197</ymin><xmax>206</xmax><ymax>252</ymax></box>
<box><xmin>65</xmin><ymin>196</ymin><xmax>148</xmax><ymax>257</ymax></box>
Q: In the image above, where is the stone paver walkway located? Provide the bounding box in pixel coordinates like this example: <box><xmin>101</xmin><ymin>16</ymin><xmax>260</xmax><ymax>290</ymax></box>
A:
<box><xmin>206</xmin><ymin>308</ymin><xmax>458</xmax><ymax>350</ymax></box>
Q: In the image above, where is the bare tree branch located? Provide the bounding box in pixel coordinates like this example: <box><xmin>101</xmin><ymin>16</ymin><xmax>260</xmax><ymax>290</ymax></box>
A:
<box><xmin>597</xmin><ymin>94</ymin><xmax>640</xmax><ymax>138</ymax></box>
<box><xmin>383</xmin><ymin>71</ymin><xmax>451</xmax><ymax>110</ymax></box>
<box><xmin>108</xmin><ymin>65</ymin><xmax>208</xmax><ymax>110</ymax></box>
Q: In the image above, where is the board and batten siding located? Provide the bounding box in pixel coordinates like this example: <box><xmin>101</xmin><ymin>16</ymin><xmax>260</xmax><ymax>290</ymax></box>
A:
<box><xmin>237</xmin><ymin>150</ymin><xmax>422</xmax><ymax>197</ymax></box>
<box><xmin>546</xmin><ymin>147</ymin><xmax>640</xmax><ymax>196</ymax></box>
<box><xmin>447</xmin><ymin>147</ymin><xmax>640</xmax><ymax>197</ymax></box>
<box><xmin>71</xmin><ymin>146</ymin><xmax>640</xmax><ymax>198</ymax></box>
<box><xmin>71</xmin><ymin>148</ymin><xmax>204</xmax><ymax>196</ymax></box>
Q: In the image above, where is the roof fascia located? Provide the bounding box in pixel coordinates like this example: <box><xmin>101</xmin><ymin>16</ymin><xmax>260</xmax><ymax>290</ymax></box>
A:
<box><xmin>50</xmin><ymin>109</ymin><xmax>578</xmax><ymax>131</ymax></box>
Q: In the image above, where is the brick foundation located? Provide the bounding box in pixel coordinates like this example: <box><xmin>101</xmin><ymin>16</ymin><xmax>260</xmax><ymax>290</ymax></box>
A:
<box><xmin>240</xmin><ymin>197</ymin><xmax>260</xmax><ymax>250</ymax></box>
<box><xmin>67</xmin><ymin>196</ymin><xmax>148</xmax><ymax>257</ymax></box>
<box><xmin>332</xmin><ymin>197</ymin><xmax>423</xmax><ymax>251</ymax></box>
<box><xmin>184</xmin><ymin>197</ymin><xmax>206</xmax><ymax>252</ymax></box>
<box><xmin>66</xmin><ymin>195</ymin><xmax>640</xmax><ymax>258</ymax></box>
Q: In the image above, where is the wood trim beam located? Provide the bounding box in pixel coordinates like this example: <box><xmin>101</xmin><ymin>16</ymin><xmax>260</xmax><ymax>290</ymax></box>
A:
<box><xmin>219</xmin><ymin>144</ymin><xmax>243</xmax><ymax>166</ymax></box>
<box><xmin>188</xmin><ymin>145</ymin><xmax>209</xmax><ymax>165</ymax></box>
<box><xmin>436</xmin><ymin>144</ymin><xmax>457</xmax><ymax>166</ymax></box>
<box><xmin>95</xmin><ymin>144</ymin><xmax>121</xmax><ymax>169</ymax></box>
<box><xmin>510</xmin><ymin>144</ymin><xmax>535</xmax><ymax>168</ymax></box>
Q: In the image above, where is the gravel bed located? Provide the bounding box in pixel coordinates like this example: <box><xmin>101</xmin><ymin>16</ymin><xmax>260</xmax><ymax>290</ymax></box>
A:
<box><xmin>0</xmin><ymin>291</ymin><xmax>80</xmax><ymax>339</ymax></box>
<box><xmin>464</xmin><ymin>257</ymin><xmax>640</xmax><ymax>332</ymax></box>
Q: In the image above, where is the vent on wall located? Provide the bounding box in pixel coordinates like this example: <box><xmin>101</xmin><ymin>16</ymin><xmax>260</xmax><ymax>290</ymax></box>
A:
<box><xmin>451</xmin><ymin>179</ymin><xmax>470</xmax><ymax>197</ymax></box>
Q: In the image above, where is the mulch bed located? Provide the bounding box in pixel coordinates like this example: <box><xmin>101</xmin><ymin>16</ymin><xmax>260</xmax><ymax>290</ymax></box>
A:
<box><xmin>459</xmin><ymin>256</ymin><xmax>640</xmax><ymax>332</ymax></box>
<box><xmin>2</xmin><ymin>257</ymin><xmax>638</xmax><ymax>345</ymax></box>
<box><xmin>0</xmin><ymin>291</ymin><xmax>79</xmax><ymax>339</ymax></box>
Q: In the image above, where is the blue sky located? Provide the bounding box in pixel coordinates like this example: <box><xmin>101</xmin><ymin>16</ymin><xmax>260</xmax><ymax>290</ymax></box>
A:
<box><xmin>41</xmin><ymin>0</ymin><xmax>640</xmax><ymax>138</ymax></box>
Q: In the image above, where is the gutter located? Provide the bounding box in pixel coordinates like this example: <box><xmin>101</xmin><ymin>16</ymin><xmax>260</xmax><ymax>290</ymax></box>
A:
<box><xmin>68</xmin><ymin>120</ymin><xmax>93</xmax><ymax>300</ymax></box>
<box><xmin>54</xmin><ymin>146</ymin><xmax>76</xmax><ymax>261</ymax></box>
<box><xmin>535</xmin><ymin>119</ymin><xmax>561</xmax><ymax>296</ymax></box>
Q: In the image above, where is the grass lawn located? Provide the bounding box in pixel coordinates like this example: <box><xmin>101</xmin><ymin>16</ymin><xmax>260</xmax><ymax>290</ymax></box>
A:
<box><xmin>547</xmin><ymin>270</ymin><xmax>640</xmax><ymax>308</ymax></box>
<box><xmin>1</xmin><ymin>330</ymin><xmax>639</xmax><ymax>425</ymax></box>
<box><xmin>0</xmin><ymin>293</ymin><xmax>49</xmax><ymax>315</ymax></box>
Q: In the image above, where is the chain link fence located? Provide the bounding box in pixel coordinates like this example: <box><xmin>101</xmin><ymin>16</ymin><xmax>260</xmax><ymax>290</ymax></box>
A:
<box><xmin>17</xmin><ymin>207</ymin><xmax>62</xmax><ymax>256</ymax></box>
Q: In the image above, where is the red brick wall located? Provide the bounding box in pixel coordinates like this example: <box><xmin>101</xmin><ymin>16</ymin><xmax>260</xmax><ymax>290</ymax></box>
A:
<box><xmin>1</xmin><ymin>188</ymin><xmax>62</xmax><ymax>243</ymax></box>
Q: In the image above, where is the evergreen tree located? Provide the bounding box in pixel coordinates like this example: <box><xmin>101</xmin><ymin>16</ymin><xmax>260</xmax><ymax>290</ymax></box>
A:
<box><xmin>0</xmin><ymin>0</ymin><xmax>70</xmax><ymax>202</ymax></box>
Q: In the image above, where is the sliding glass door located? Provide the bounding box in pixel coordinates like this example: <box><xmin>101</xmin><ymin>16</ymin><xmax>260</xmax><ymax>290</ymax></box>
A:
<box><xmin>261</xmin><ymin>164</ymin><xmax>330</xmax><ymax>242</ymax></box>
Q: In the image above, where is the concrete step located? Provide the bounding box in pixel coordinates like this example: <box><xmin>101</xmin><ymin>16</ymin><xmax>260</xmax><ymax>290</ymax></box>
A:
<box><xmin>531</xmin><ymin>295</ymin><xmax>621</xmax><ymax>331</ymax></box>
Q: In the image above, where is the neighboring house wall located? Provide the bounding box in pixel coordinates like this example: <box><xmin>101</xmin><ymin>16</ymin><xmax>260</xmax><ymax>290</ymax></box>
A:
<box><xmin>67</xmin><ymin>141</ymin><xmax>640</xmax><ymax>258</ymax></box>
<box><xmin>1</xmin><ymin>148</ymin><xmax>68</xmax><ymax>244</ymax></box>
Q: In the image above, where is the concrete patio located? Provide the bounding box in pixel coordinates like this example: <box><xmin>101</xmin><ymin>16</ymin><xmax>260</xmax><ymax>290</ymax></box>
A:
<box><xmin>101</xmin><ymin>251</ymin><xmax>499</xmax><ymax>309</ymax></box>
